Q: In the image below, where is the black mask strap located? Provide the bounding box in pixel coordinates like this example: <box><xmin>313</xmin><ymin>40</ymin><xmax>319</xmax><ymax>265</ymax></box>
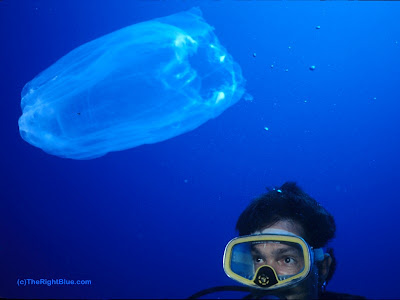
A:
<box><xmin>187</xmin><ymin>285</ymin><xmax>253</xmax><ymax>299</ymax></box>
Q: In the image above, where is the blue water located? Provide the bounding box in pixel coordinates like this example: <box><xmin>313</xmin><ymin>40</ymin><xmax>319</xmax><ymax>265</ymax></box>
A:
<box><xmin>1</xmin><ymin>1</ymin><xmax>400</xmax><ymax>299</ymax></box>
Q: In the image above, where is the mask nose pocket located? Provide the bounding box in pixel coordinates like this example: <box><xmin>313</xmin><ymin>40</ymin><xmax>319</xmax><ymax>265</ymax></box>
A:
<box><xmin>254</xmin><ymin>265</ymin><xmax>279</xmax><ymax>287</ymax></box>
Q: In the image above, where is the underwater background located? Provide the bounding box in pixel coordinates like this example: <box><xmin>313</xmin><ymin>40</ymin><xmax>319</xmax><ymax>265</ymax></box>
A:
<box><xmin>1</xmin><ymin>0</ymin><xmax>400</xmax><ymax>299</ymax></box>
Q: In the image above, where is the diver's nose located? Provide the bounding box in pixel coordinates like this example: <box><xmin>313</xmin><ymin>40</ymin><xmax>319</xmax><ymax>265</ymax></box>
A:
<box><xmin>267</xmin><ymin>261</ymin><xmax>278</xmax><ymax>271</ymax></box>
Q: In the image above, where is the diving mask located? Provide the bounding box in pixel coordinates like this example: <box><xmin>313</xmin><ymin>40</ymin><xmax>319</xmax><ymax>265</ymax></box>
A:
<box><xmin>223</xmin><ymin>231</ymin><xmax>324</xmax><ymax>291</ymax></box>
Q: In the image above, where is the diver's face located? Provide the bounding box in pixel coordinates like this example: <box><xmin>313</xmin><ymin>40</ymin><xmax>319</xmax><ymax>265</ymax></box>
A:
<box><xmin>251</xmin><ymin>241</ymin><xmax>305</xmax><ymax>277</ymax></box>
<box><xmin>256</xmin><ymin>220</ymin><xmax>319</xmax><ymax>300</ymax></box>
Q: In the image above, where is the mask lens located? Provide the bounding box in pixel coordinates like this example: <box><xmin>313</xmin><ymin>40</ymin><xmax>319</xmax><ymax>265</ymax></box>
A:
<box><xmin>224</xmin><ymin>235</ymin><xmax>311</xmax><ymax>290</ymax></box>
<box><xmin>251</xmin><ymin>241</ymin><xmax>305</xmax><ymax>276</ymax></box>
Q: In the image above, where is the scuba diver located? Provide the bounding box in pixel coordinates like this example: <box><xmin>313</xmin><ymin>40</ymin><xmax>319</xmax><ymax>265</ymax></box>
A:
<box><xmin>189</xmin><ymin>182</ymin><xmax>366</xmax><ymax>299</ymax></box>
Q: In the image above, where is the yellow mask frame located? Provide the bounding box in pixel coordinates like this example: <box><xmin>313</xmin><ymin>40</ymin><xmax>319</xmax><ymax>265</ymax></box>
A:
<box><xmin>223</xmin><ymin>234</ymin><xmax>313</xmax><ymax>290</ymax></box>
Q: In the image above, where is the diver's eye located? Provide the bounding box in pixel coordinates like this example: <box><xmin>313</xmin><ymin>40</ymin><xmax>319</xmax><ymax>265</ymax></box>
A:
<box><xmin>284</xmin><ymin>257</ymin><xmax>295</xmax><ymax>264</ymax></box>
<box><xmin>254</xmin><ymin>257</ymin><xmax>264</xmax><ymax>263</ymax></box>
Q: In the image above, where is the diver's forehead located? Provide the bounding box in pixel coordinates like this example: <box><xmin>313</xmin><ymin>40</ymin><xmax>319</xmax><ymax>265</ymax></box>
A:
<box><xmin>252</xmin><ymin>220</ymin><xmax>306</xmax><ymax>238</ymax></box>
<box><xmin>252</xmin><ymin>241</ymin><xmax>296</xmax><ymax>252</ymax></box>
<box><xmin>255</xmin><ymin>228</ymin><xmax>296</xmax><ymax>236</ymax></box>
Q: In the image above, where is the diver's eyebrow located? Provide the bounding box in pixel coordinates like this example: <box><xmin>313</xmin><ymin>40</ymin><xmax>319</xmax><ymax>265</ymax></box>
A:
<box><xmin>274</xmin><ymin>247</ymin><xmax>301</xmax><ymax>256</ymax></box>
<box><xmin>251</xmin><ymin>248</ymin><xmax>262</xmax><ymax>255</ymax></box>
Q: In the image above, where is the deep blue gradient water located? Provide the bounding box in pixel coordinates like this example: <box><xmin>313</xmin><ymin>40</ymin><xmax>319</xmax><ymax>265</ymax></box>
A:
<box><xmin>1</xmin><ymin>1</ymin><xmax>400</xmax><ymax>299</ymax></box>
